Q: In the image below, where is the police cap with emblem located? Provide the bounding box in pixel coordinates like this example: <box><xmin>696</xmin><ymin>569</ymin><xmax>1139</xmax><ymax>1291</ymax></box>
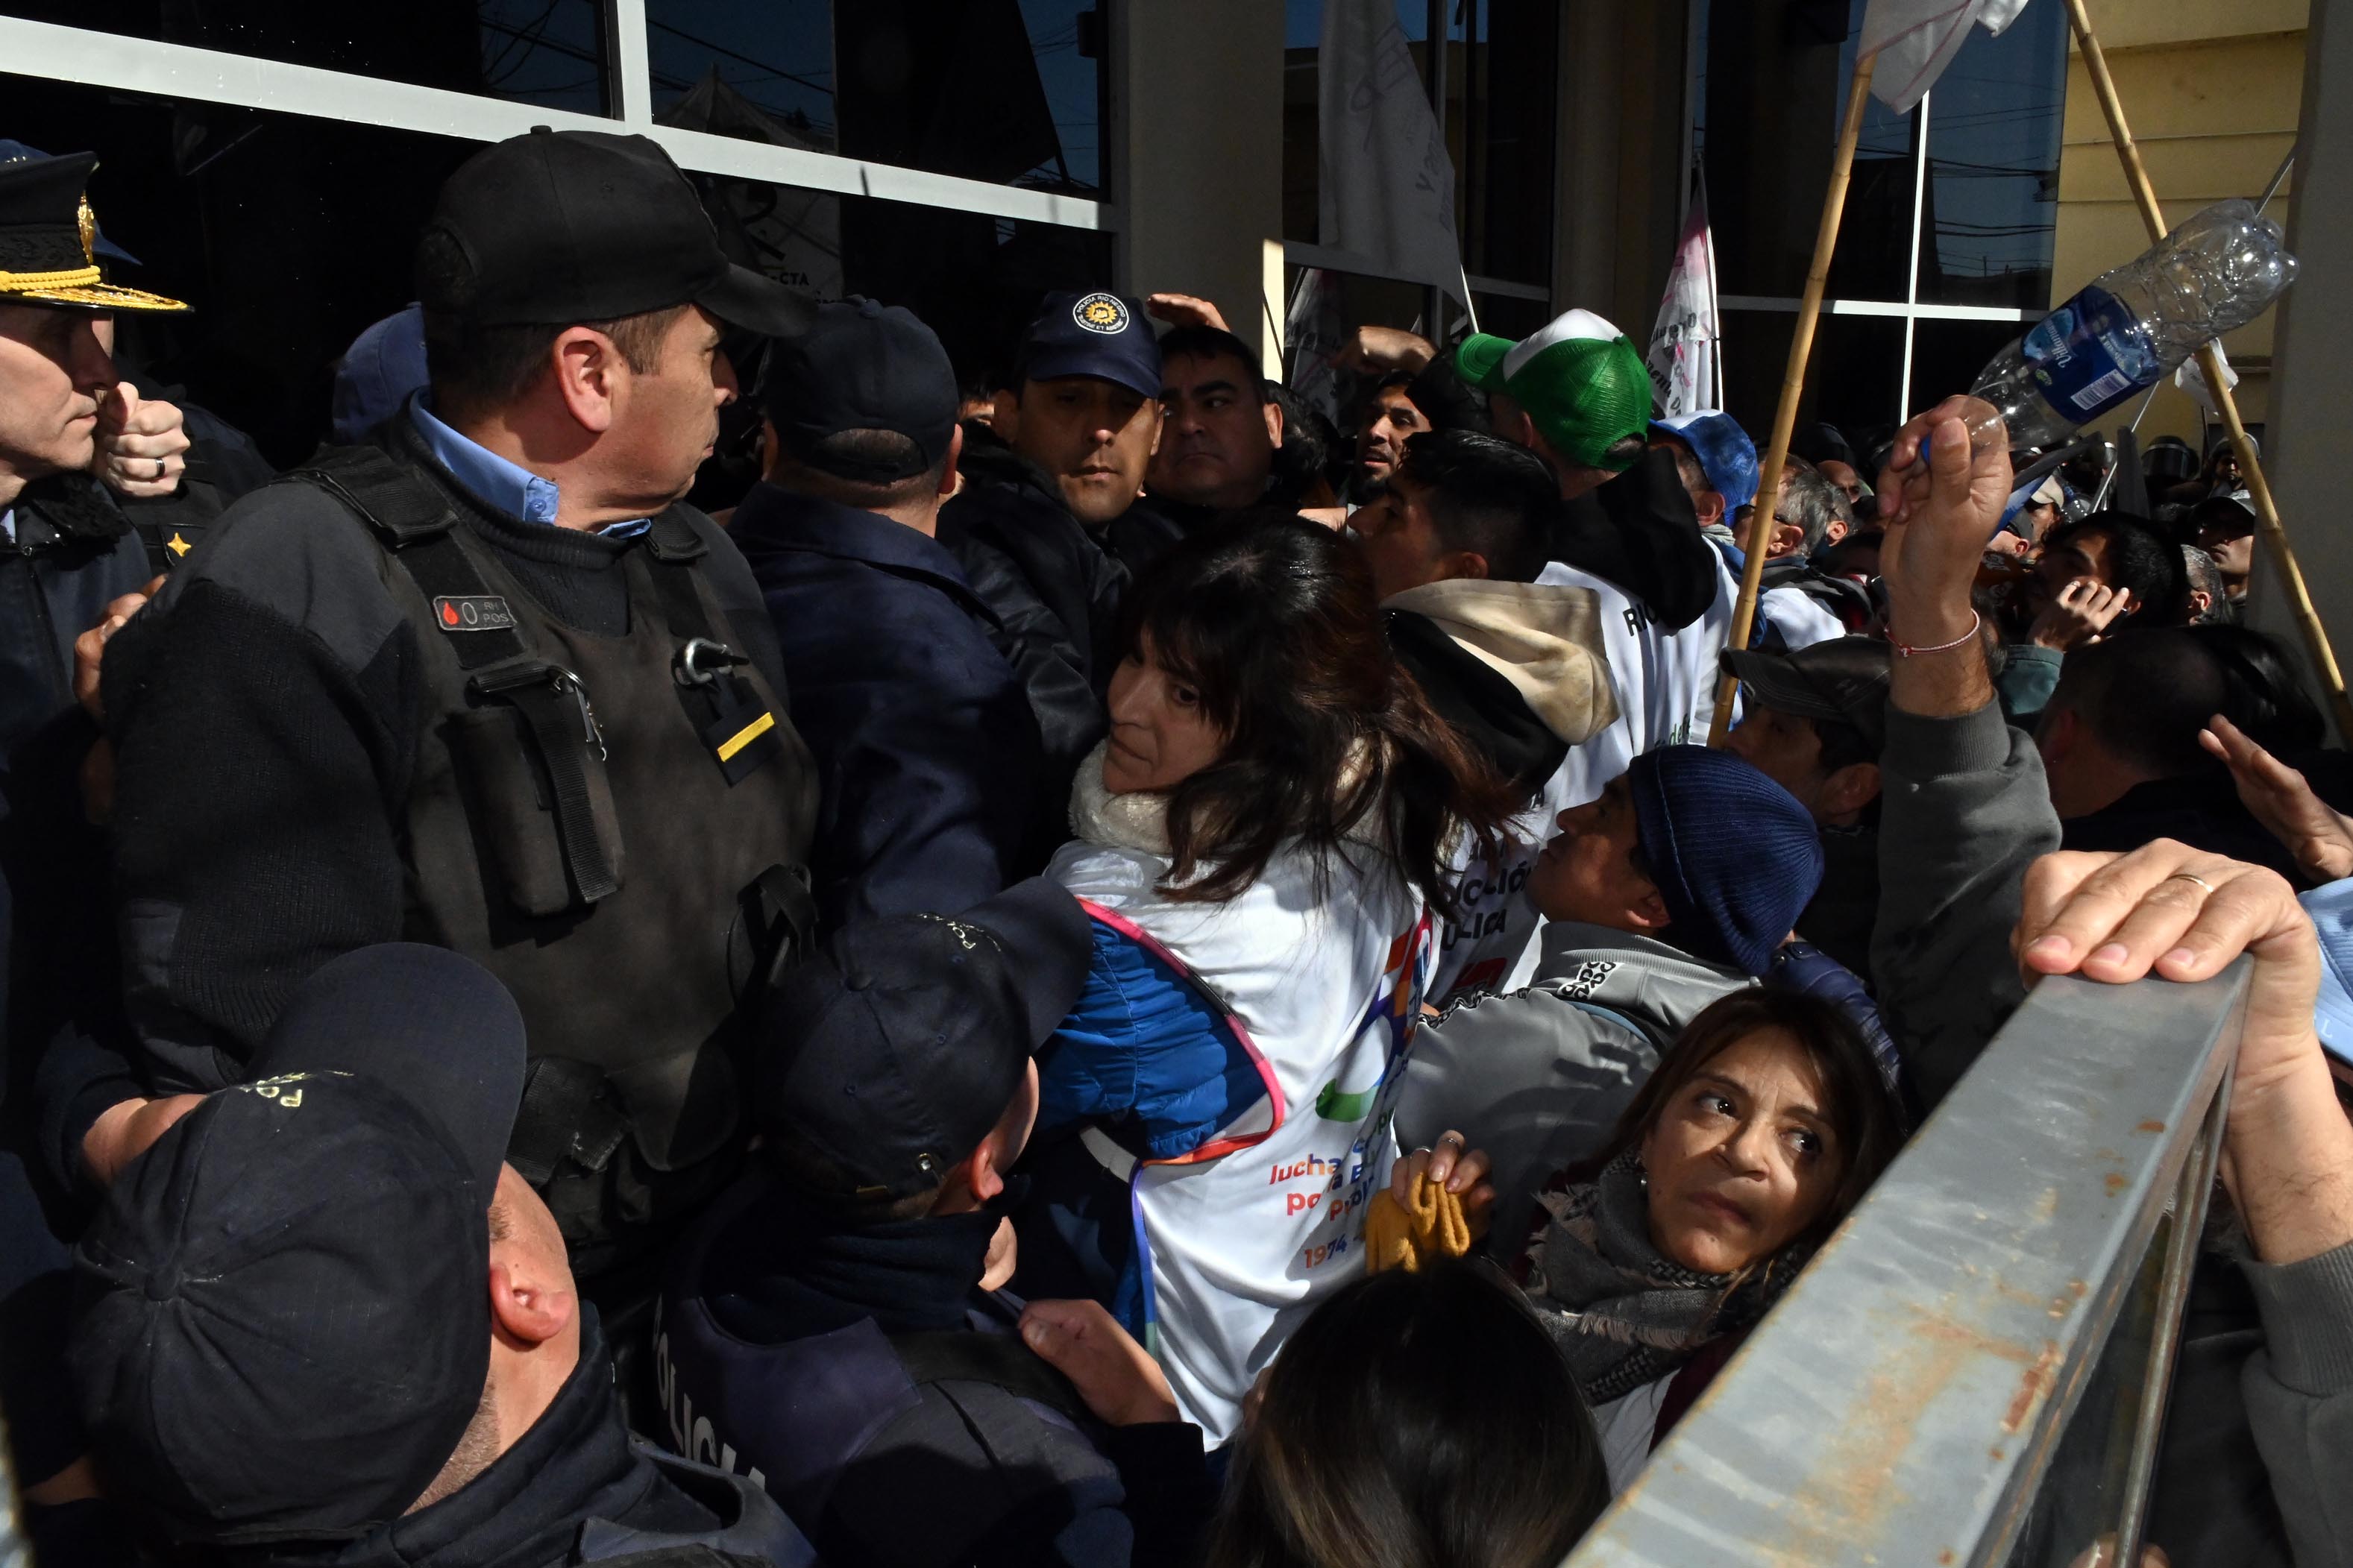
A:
<box><xmin>69</xmin><ymin>945</ymin><xmax>527</xmax><ymax>1546</ymax></box>
<box><xmin>756</xmin><ymin>878</ymin><xmax>1093</xmax><ymax>1203</ymax></box>
<box><xmin>418</xmin><ymin>126</ymin><xmax>813</xmax><ymax>339</ymax></box>
<box><xmin>0</xmin><ymin>145</ymin><xmax>188</xmax><ymax>313</ymax></box>
<box><xmin>1017</xmin><ymin>288</ymin><xmax>1160</xmax><ymax>402</ymax></box>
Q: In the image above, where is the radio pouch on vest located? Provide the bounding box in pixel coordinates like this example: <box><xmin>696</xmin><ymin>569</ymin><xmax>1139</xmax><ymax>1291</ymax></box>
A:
<box><xmin>285</xmin><ymin>447</ymin><xmax>625</xmax><ymax>915</ymax></box>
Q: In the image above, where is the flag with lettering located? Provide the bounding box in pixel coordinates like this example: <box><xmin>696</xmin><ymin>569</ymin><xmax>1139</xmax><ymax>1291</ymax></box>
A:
<box><xmin>1859</xmin><ymin>0</ymin><xmax>2033</xmax><ymax>113</ymax></box>
<box><xmin>1646</xmin><ymin>185</ymin><xmax>1721</xmax><ymax>418</ymax></box>
<box><xmin>1318</xmin><ymin>0</ymin><xmax>1468</xmax><ymax>300</ymax></box>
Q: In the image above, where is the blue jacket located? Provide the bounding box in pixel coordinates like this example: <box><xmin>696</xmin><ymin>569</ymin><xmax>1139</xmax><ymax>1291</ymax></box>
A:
<box><xmin>1021</xmin><ymin>919</ymin><xmax>1255</xmax><ymax>1334</ymax></box>
<box><xmin>729</xmin><ymin>483</ymin><xmax>1043</xmax><ymax>931</ymax></box>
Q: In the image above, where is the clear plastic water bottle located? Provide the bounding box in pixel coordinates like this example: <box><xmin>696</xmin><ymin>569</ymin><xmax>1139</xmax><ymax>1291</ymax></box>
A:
<box><xmin>1967</xmin><ymin>199</ymin><xmax>2297</xmax><ymax>449</ymax></box>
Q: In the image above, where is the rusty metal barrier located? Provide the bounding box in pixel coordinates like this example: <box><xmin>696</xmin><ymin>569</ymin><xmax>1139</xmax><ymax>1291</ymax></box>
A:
<box><xmin>1563</xmin><ymin>961</ymin><xmax>2249</xmax><ymax>1568</ymax></box>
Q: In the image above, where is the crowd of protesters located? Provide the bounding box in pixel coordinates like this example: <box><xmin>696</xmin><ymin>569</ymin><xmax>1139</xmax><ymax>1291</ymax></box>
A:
<box><xmin>4</xmin><ymin>126</ymin><xmax>2352</xmax><ymax>1568</ymax></box>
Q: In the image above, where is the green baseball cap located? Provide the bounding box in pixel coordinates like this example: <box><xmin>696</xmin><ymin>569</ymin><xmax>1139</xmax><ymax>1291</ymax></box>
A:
<box><xmin>1453</xmin><ymin>308</ymin><xmax>1651</xmax><ymax>472</ymax></box>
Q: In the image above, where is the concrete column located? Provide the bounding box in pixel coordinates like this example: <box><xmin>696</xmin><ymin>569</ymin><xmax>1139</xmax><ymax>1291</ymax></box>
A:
<box><xmin>1552</xmin><ymin>0</ymin><xmax>1691</xmax><ymax>336</ymax></box>
<box><xmin>2252</xmin><ymin>0</ymin><xmax>2352</xmax><ymax>724</ymax></box>
<box><xmin>1108</xmin><ymin>0</ymin><xmax>1286</xmax><ymax>366</ymax></box>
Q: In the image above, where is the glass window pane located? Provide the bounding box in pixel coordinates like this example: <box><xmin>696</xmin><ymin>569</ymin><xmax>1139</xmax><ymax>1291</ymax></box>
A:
<box><xmin>1701</xmin><ymin>0</ymin><xmax>1918</xmax><ymax>303</ymax></box>
<box><xmin>1913</xmin><ymin>0</ymin><xmax>2067</xmax><ymax>309</ymax></box>
<box><xmin>646</xmin><ymin>0</ymin><xmax>1105</xmax><ymax>197</ymax></box>
<box><xmin>9</xmin><ymin>78</ymin><xmax>1108</xmax><ymax>472</ymax></box>
<box><xmin>3</xmin><ymin>0</ymin><xmax>610</xmax><ymax>115</ymax></box>
<box><xmin>1907</xmin><ymin>317</ymin><xmax>2028</xmax><ymax>424</ymax></box>
<box><xmin>1462</xmin><ymin>0</ymin><xmax>1558</xmax><ymax>286</ymax></box>
<box><xmin>1721</xmin><ymin>309</ymin><xmax>1906</xmax><ymax>449</ymax></box>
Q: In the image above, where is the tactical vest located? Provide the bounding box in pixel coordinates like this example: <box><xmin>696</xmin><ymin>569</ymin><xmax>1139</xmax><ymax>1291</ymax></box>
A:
<box><xmin>281</xmin><ymin>447</ymin><xmax>818</xmax><ymax>1276</ymax></box>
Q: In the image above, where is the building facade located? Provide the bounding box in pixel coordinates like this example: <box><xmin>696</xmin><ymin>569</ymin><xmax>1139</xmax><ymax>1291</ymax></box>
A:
<box><xmin>0</xmin><ymin>0</ymin><xmax>2341</xmax><ymax>588</ymax></box>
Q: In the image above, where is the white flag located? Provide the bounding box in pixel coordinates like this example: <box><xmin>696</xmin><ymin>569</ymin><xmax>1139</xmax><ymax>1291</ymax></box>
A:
<box><xmin>1284</xmin><ymin>268</ymin><xmax>1351</xmax><ymax>429</ymax></box>
<box><xmin>1318</xmin><ymin>0</ymin><xmax>1467</xmax><ymax>301</ymax></box>
<box><xmin>1859</xmin><ymin>0</ymin><xmax>2032</xmax><ymax>113</ymax></box>
<box><xmin>1647</xmin><ymin>187</ymin><xmax>1721</xmax><ymax>418</ymax></box>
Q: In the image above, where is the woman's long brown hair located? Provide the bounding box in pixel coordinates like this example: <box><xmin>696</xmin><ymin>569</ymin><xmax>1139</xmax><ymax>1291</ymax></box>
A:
<box><xmin>1124</xmin><ymin>511</ymin><xmax>1520</xmax><ymax>916</ymax></box>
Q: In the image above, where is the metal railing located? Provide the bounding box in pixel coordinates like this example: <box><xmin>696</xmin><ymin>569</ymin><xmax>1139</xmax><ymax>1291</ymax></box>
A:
<box><xmin>1565</xmin><ymin>960</ymin><xmax>2249</xmax><ymax>1568</ymax></box>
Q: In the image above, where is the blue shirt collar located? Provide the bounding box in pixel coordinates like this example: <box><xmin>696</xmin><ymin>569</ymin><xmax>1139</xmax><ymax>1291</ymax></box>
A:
<box><xmin>406</xmin><ymin>394</ymin><xmax>651</xmax><ymax>540</ymax></box>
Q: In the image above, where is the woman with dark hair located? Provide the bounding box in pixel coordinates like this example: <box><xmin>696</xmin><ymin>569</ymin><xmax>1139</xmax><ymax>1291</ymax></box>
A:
<box><xmin>1201</xmin><ymin>1259</ymin><xmax>1609</xmax><ymax>1568</ymax></box>
<box><xmin>1022</xmin><ymin>511</ymin><xmax>1518</xmax><ymax>1447</ymax></box>
<box><xmin>1517</xmin><ymin>987</ymin><xmax>1903</xmax><ymax>1493</ymax></box>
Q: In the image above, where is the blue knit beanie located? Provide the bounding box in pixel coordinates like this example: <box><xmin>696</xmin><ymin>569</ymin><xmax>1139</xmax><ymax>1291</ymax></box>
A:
<box><xmin>1626</xmin><ymin>746</ymin><xmax>1824</xmax><ymax>976</ymax></box>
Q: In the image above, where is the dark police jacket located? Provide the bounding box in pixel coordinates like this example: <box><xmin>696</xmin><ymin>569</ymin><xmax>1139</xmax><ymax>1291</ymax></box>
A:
<box><xmin>94</xmin><ymin>418</ymin><xmax>818</xmax><ymax>1273</ymax></box>
<box><xmin>657</xmin><ymin>1175</ymin><xmax>1211</xmax><ymax>1568</ymax></box>
<box><xmin>250</xmin><ymin>1309</ymin><xmax>814</xmax><ymax>1568</ymax></box>
<box><xmin>1</xmin><ymin>473</ymin><xmax>235</xmax><ymax>1145</ymax></box>
<box><xmin>936</xmin><ymin>427</ymin><xmax>1126</xmax><ymax>840</ymax></box>
<box><xmin>727</xmin><ymin>482</ymin><xmax>1040</xmax><ymax>930</ymax></box>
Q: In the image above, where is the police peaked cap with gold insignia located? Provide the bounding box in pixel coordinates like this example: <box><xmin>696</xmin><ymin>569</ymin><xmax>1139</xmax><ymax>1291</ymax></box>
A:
<box><xmin>0</xmin><ymin>149</ymin><xmax>189</xmax><ymax>313</ymax></box>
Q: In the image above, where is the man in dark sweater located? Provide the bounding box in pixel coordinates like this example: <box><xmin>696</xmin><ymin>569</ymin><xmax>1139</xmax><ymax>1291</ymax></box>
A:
<box><xmin>75</xmin><ymin>129</ymin><xmax>820</xmax><ymax>1281</ymax></box>
<box><xmin>659</xmin><ymin>878</ymin><xmax>1211</xmax><ymax>1568</ymax></box>
<box><xmin>731</xmin><ymin>297</ymin><xmax>1042</xmax><ymax>925</ymax></box>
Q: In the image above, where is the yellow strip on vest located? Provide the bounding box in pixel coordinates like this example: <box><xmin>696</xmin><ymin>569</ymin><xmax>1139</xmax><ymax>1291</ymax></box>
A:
<box><xmin>716</xmin><ymin>710</ymin><xmax>776</xmax><ymax>762</ymax></box>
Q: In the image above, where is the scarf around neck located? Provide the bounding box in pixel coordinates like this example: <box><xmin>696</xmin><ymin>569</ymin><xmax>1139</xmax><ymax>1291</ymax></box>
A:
<box><xmin>1520</xmin><ymin>1151</ymin><xmax>1807</xmax><ymax>1405</ymax></box>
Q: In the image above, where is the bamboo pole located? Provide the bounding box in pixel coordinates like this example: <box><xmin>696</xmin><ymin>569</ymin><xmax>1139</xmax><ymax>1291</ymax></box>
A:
<box><xmin>1706</xmin><ymin>57</ymin><xmax>1876</xmax><ymax>746</ymax></box>
<box><xmin>2062</xmin><ymin>0</ymin><xmax>2353</xmax><ymax>740</ymax></box>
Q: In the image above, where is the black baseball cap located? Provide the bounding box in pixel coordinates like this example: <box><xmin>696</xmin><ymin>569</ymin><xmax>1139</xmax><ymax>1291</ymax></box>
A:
<box><xmin>757</xmin><ymin>878</ymin><xmax>1093</xmax><ymax>1203</ymax></box>
<box><xmin>1017</xmin><ymin>289</ymin><xmax>1161</xmax><ymax>401</ymax></box>
<box><xmin>1721</xmin><ymin>635</ymin><xmax>1892</xmax><ymax>752</ymax></box>
<box><xmin>417</xmin><ymin>127</ymin><xmax>813</xmax><ymax>339</ymax></box>
<box><xmin>70</xmin><ymin>945</ymin><xmax>528</xmax><ymax>1547</ymax></box>
<box><xmin>761</xmin><ymin>297</ymin><xmax>958</xmax><ymax>482</ymax></box>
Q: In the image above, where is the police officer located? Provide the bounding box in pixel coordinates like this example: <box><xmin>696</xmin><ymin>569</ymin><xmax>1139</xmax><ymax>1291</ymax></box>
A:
<box><xmin>82</xmin><ymin>129</ymin><xmax>820</xmax><ymax>1287</ymax></box>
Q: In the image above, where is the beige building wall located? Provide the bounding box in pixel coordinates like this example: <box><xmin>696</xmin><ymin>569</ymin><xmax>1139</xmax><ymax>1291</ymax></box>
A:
<box><xmin>2052</xmin><ymin>0</ymin><xmax>2308</xmax><ymax>452</ymax></box>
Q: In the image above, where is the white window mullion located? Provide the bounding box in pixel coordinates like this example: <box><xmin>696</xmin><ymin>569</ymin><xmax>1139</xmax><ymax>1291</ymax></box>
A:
<box><xmin>605</xmin><ymin>0</ymin><xmax>652</xmax><ymax>127</ymax></box>
<box><xmin>1899</xmin><ymin>89</ymin><xmax>1931</xmax><ymax>423</ymax></box>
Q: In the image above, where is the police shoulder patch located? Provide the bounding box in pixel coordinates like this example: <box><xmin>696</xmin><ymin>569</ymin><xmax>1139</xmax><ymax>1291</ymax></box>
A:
<box><xmin>1072</xmin><ymin>292</ymin><xmax>1128</xmax><ymax>335</ymax></box>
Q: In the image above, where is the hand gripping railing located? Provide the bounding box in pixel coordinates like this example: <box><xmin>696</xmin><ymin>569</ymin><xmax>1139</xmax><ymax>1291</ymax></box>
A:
<box><xmin>1563</xmin><ymin>960</ymin><xmax>2249</xmax><ymax>1568</ymax></box>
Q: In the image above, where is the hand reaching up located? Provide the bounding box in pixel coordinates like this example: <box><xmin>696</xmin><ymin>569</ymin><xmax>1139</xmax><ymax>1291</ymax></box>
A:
<box><xmin>2201</xmin><ymin>714</ymin><xmax>2353</xmax><ymax>884</ymax></box>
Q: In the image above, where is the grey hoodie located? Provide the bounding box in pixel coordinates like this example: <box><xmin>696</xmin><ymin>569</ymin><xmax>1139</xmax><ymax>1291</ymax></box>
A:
<box><xmin>1398</xmin><ymin>921</ymin><xmax>1752</xmax><ymax>1253</ymax></box>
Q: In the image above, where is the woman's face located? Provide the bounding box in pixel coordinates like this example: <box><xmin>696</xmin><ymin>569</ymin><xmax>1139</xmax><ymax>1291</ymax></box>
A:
<box><xmin>1102</xmin><ymin>646</ymin><xmax>1228</xmax><ymax>795</ymax></box>
<box><xmin>1640</xmin><ymin>1027</ymin><xmax>1844</xmax><ymax>1276</ymax></box>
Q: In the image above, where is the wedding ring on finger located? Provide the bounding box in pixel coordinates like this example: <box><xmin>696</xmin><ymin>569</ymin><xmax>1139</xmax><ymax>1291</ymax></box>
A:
<box><xmin>2163</xmin><ymin>871</ymin><xmax>2217</xmax><ymax>896</ymax></box>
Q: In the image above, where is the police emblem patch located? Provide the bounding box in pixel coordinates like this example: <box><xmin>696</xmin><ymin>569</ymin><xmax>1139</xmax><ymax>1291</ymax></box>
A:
<box><xmin>1071</xmin><ymin>292</ymin><xmax>1128</xmax><ymax>335</ymax></box>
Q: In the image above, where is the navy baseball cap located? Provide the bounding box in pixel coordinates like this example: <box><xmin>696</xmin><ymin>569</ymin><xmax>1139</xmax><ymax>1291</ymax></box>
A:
<box><xmin>70</xmin><ymin>945</ymin><xmax>527</xmax><ymax>1547</ymax></box>
<box><xmin>418</xmin><ymin>127</ymin><xmax>814</xmax><ymax>339</ymax></box>
<box><xmin>331</xmin><ymin>303</ymin><xmax>430</xmax><ymax>445</ymax></box>
<box><xmin>757</xmin><ymin>878</ymin><xmax>1093</xmax><ymax>1203</ymax></box>
<box><xmin>1652</xmin><ymin>410</ymin><xmax>1759</xmax><ymax>512</ymax></box>
<box><xmin>1017</xmin><ymin>289</ymin><xmax>1160</xmax><ymax>401</ymax></box>
<box><xmin>761</xmin><ymin>296</ymin><xmax>958</xmax><ymax>482</ymax></box>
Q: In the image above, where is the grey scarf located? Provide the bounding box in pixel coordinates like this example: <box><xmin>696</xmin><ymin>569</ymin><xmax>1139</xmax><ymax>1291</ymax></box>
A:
<box><xmin>1521</xmin><ymin>1152</ymin><xmax>1806</xmax><ymax>1405</ymax></box>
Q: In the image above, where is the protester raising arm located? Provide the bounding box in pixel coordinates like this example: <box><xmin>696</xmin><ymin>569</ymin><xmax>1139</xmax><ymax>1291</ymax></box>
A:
<box><xmin>2017</xmin><ymin>842</ymin><xmax>2353</xmax><ymax>1568</ymax></box>
<box><xmin>1868</xmin><ymin>397</ymin><xmax>2062</xmax><ymax>1106</ymax></box>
